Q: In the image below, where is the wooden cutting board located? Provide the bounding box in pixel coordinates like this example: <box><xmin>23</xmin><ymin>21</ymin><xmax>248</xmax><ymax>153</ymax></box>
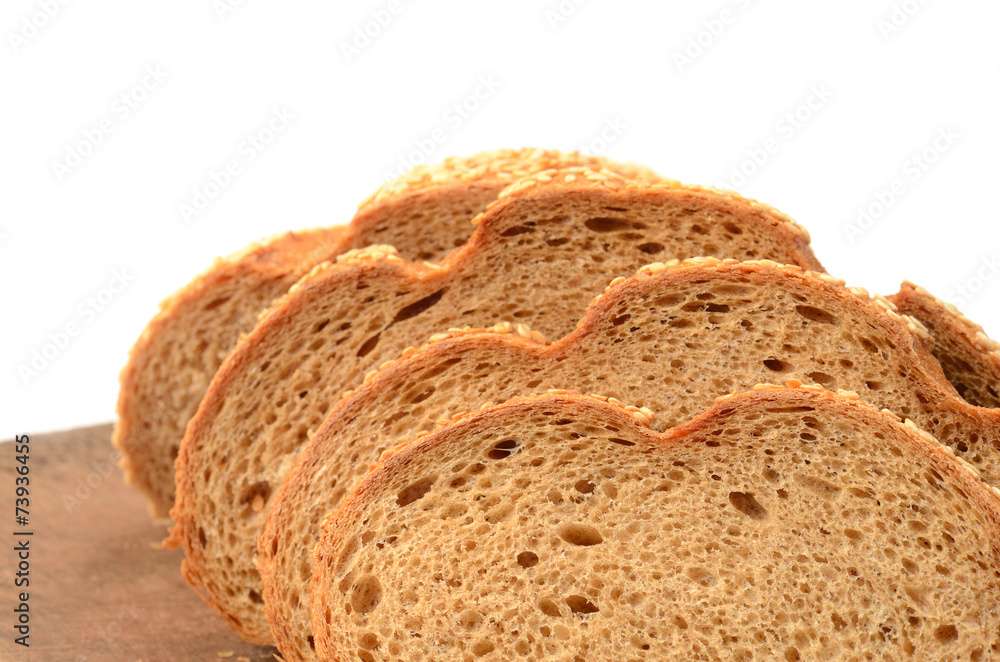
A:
<box><xmin>0</xmin><ymin>425</ymin><xmax>278</xmax><ymax>662</ymax></box>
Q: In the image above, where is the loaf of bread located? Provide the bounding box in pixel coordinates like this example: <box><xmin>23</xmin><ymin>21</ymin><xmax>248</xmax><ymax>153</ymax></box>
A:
<box><xmin>115</xmin><ymin>149</ymin><xmax>655</xmax><ymax>518</ymax></box>
<box><xmin>167</xmin><ymin>170</ymin><xmax>821</xmax><ymax>643</ymax></box>
<box><xmin>890</xmin><ymin>281</ymin><xmax>1000</xmax><ymax>408</ymax></box>
<box><xmin>310</xmin><ymin>387</ymin><xmax>1000</xmax><ymax>660</ymax></box>
<box><xmin>260</xmin><ymin>258</ymin><xmax>1000</xmax><ymax>660</ymax></box>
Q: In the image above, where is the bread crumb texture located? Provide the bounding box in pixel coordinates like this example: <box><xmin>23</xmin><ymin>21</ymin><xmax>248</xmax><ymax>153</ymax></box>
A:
<box><xmin>311</xmin><ymin>390</ymin><xmax>1000</xmax><ymax>661</ymax></box>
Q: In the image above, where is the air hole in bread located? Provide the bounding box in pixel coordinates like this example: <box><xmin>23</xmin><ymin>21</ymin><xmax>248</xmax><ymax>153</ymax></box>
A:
<box><xmin>612</xmin><ymin>314</ymin><xmax>631</xmax><ymax>326</ymax></box>
<box><xmin>349</xmin><ymin>575</ymin><xmax>382</xmax><ymax>614</ymax></box>
<box><xmin>358</xmin><ymin>631</ymin><xmax>379</xmax><ymax>650</ymax></box>
<box><xmin>240</xmin><ymin>481</ymin><xmax>271</xmax><ymax>512</ymax></box>
<box><xmin>517</xmin><ymin>551</ymin><xmax>539</xmax><ymax>568</ymax></box>
<box><xmin>538</xmin><ymin>597</ymin><xmax>562</xmax><ymax>617</ymax></box>
<box><xmin>396</xmin><ymin>476</ymin><xmax>436</xmax><ymax>507</ymax></box>
<box><xmin>391</xmin><ymin>289</ymin><xmax>447</xmax><ymax>324</ymax></box>
<box><xmin>248</xmin><ymin>588</ymin><xmax>262</xmax><ymax>604</ymax></box>
<box><xmin>356</xmin><ymin>333</ymin><xmax>381</xmax><ymax>358</ymax></box>
<box><xmin>203</xmin><ymin>295</ymin><xmax>230</xmax><ymax>311</ymax></box>
<box><xmin>471</xmin><ymin>640</ymin><xmax>495</xmax><ymax>656</ymax></box>
<box><xmin>687</xmin><ymin>567</ymin><xmax>716</xmax><ymax>587</ymax></box>
<box><xmin>934</xmin><ymin>624</ymin><xmax>959</xmax><ymax>644</ymax></box>
<box><xmin>763</xmin><ymin>359</ymin><xmax>786</xmax><ymax>372</ymax></box>
<box><xmin>785</xmin><ymin>647</ymin><xmax>801</xmax><ymax>661</ymax></box>
<box><xmin>500</xmin><ymin>225</ymin><xmax>535</xmax><ymax>237</ymax></box>
<box><xmin>198</xmin><ymin>527</ymin><xmax>207</xmax><ymax>547</ymax></box>
<box><xmin>798</xmin><ymin>476</ymin><xmax>841</xmax><ymax>499</ymax></box>
<box><xmin>807</xmin><ymin>372</ymin><xmax>836</xmax><ymax>388</ymax></box>
<box><xmin>557</xmin><ymin>522</ymin><xmax>603</xmax><ymax>546</ymax></box>
<box><xmin>574</xmin><ymin>480</ymin><xmax>595</xmax><ymax>494</ymax></box>
<box><xmin>795</xmin><ymin>305</ymin><xmax>839</xmax><ymax>325</ymax></box>
<box><xmin>406</xmin><ymin>386</ymin><xmax>435</xmax><ymax>404</ymax></box>
<box><xmin>638</xmin><ymin>242</ymin><xmax>664</xmax><ymax>254</ymax></box>
<box><xmin>584</xmin><ymin>217</ymin><xmax>631</xmax><ymax>233</ymax></box>
<box><xmin>729</xmin><ymin>492</ymin><xmax>768</xmax><ymax>520</ymax></box>
<box><xmin>566</xmin><ymin>595</ymin><xmax>599</xmax><ymax>614</ymax></box>
<box><xmin>420</xmin><ymin>357</ymin><xmax>462</xmax><ymax>380</ymax></box>
<box><xmin>487</xmin><ymin>439</ymin><xmax>521</xmax><ymax>460</ymax></box>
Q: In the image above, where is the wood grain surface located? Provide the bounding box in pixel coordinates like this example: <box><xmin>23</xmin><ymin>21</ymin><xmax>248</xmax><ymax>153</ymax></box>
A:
<box><xmin>0</xmin><ymin>424</ymin><xmax>278</xmax><ymax>662</ymax></box>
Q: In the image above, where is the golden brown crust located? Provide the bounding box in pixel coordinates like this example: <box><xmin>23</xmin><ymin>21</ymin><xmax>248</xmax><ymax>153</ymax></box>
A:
<box><xmin>890</xmin><ymin>281</ymin><xmax>1000</xmax><ymax>408</ymax></box>
<box><xmin>355</xmin><ymin>148</ymin><xmax>659</xmax><ymax>211</ymax></box>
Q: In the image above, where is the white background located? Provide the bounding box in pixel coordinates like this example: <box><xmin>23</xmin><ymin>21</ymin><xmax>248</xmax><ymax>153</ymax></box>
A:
<box><xmin>2</xmin><ymin>0</ymin><xmax>998</xmax><ymax>438</ymax></box>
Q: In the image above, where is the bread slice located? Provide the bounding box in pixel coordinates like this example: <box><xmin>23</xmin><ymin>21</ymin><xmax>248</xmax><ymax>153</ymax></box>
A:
<box><xmin>114</xmin><ymin>226</ymin><xmax>347</xmax><ymax>519</ymax></box>
<box><xmin>167</xmin><ymin>170</ymin><xmax>822</xmax><ymax>644</ymax></box>
<box><xmin>261</xmin><ymin>258</ymin><xmax>1000</xmax><ymax>661</ymax></box>
<box><xmin>115</xmin><ymin>149</ymin><xmax>659</xmax><ymax>519</ymax></box>
<box><xmin>310</xmin><ymin>387</ymin><xmax>1000</xmax><ymax>661</ymax></box>
<box><xmin>890</xmin><ymin>281</ymin><xmax>1000</xmax><ymax>408</ymax></box>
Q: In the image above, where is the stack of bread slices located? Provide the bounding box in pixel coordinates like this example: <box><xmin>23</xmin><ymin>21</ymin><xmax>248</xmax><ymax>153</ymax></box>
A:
<box><xmin>115</xmin><ymin>149</ymin><xmax>1000</xmax><ymax>660</ymax></box>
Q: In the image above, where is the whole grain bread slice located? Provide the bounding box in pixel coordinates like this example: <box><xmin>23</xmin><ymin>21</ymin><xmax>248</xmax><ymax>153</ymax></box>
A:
<box><xmin>890</xmin><ymin>281</ymin><xmax>1000</xmax><ymax>408</ymax></box>
<box><xmin>114</xmin><ymin>226</ymin><xmax>347</xmax><ymax>519</ymax></box>
<box><xmin>310</xmin><ymin>387</ymin><xmax>1000</xmax><ymax>661</ymax></box>
<box><xmin>115</xmin><ymin>149</ymin><xmax>659</xmax><ymax>519</ymax></box>
<box><xmin>167</xmin><ymin>170</ymin><xmax>822</xmax><ymax>643</ymax></box>
<box><xmin>262</xmin><ymin>258</ymin><xmax>1000</xmax><ymax>661</ymax></box>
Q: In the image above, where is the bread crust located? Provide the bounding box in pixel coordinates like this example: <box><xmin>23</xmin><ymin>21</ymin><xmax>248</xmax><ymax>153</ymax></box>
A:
<box><xmin>890</xmin><ymin>280</ymin><xmax>1000</xmax><ymax>408</ymax></box>
<box><xmin>311</xmin><ymin>387</ymin><xmax>1000</xmax><ymax>660</ymax></box>
<box><xmin>167</xmin><ymin>170</ymin><xmax>822</xmax><ymax>644</ymax></box>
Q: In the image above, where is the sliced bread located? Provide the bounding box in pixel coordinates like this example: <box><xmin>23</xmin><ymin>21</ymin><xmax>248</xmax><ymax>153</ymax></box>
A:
<box><xmin>262</xmin><ymin>258</ymin><xmax>1000</xmax><ymax>661</ymax></box>
<box><xmin>115</xmin><ymin>149</ymin><xmax>657</xmax><ymax>518</ymax></box>
<box><xmin>310</xmin><ymin>387</ymin><xmax>1000</xmax><ymax>661</ymax></box>
<box><xmin>114</xmin><ymin>226</ymin><xmax>346</xmax><ymax>519</ymax></box>
<box><xmin>890</xmin><ymin>281</ymin><xmax>1000</xmax><ymax>408</ymax></box>
<box><xmin>167</xmin><ymin>170</ymin><xmax>822</xmax><ymax>643</ymax></box>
